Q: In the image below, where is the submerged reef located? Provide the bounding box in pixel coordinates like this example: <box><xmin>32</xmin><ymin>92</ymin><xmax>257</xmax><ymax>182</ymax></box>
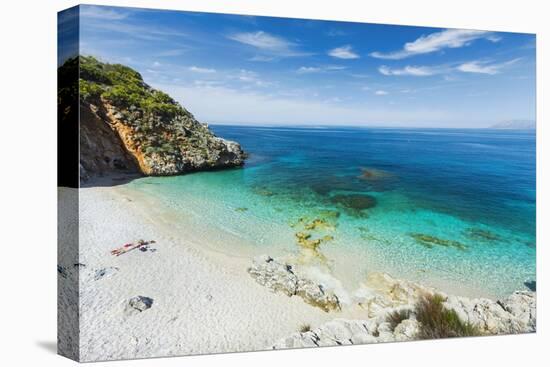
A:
<box><xmin>409</xmin><ymin>233</ymin><xmax>467</xmax><ymax>251</ymax></box>
<box><xmin>465</xmin><ymin>228</ymin><xmax>501</xmax><ymax>242</ymax></box>
<box><xmin>330</xmin><ymin>194</ymin><xmax>378</xmax><ymax>213</ymax></box>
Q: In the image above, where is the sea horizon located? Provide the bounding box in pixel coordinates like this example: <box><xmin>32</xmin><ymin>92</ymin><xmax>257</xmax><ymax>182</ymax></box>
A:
<box><xmin>208</xmin><ymin>122</ymin><xmax>537</xmax><ymax>130</ymax></box>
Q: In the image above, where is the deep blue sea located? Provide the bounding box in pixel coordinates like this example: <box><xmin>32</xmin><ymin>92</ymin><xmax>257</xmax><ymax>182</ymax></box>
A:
<box><xmin>128</xmin><ymin>126</ymin><xmax>536</xmax><ymax>298</ymax></box>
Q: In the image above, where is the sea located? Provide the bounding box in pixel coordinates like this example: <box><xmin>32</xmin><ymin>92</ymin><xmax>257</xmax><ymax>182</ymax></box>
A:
<box><xmin>127</xmin><ymin>125</ymin><xmax>536</xmax><ymax>299</ymax></box>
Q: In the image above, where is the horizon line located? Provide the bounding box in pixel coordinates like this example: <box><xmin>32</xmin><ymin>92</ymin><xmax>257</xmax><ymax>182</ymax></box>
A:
<box><xmin>207</xmin><ymin>122</ymin><xmax>536</xmax><ymax>130</ymax></box>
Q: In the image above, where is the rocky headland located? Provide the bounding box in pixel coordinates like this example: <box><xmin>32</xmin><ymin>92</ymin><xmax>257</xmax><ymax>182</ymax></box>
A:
<box><xmin>60</xmin><ymin>56</ymin><xmax>246</xmax><ymax>182</ymax></box>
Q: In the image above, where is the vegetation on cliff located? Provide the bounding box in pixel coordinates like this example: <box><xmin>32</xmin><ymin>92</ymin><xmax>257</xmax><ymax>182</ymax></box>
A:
<box><xmin>64</xmin><ymin>56</ymin><xmax>246</xmax><ymax>178</ymax></box>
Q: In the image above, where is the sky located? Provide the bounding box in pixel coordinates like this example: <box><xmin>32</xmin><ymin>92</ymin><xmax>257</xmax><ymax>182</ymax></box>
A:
<box><xmin>68</xmin><ymin>5</ymin><xmax>535</xmax><ymax>127</ymax></box>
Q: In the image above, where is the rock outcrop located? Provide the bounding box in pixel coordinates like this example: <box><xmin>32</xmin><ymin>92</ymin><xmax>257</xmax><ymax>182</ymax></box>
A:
<box><xmin>248</xmin><ymin>255</ymin><xmax>341</xmax><ymax>312</ymax></box>
<box><xmin>60</xmin><ymin>56</ymin><xmax>246</xmax><ymax>182</ymax></box>
<box><xmin>249</xmin><ymin>256</ymin><xmax>536</xmax><ymax>350</ymax></box>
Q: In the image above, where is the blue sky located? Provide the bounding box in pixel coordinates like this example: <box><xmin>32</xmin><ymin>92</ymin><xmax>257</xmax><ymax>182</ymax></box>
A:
<box><xmin>71</xmin><ymin>5</ymin><xmax>535</xmax><ymax>127</ymax></box>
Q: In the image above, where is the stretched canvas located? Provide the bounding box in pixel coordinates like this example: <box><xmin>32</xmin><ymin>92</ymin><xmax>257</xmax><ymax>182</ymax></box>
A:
<box><xmin>58</xmin><ymin>4</ymin><xmax>536</xmax><ymax>362</ymax></box>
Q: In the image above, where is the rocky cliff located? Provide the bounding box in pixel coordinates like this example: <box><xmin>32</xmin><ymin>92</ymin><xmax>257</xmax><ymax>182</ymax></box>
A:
<box><xmin>62</xmin><ymin>56</ymin><xmax>246</xmax><ymax>181</ymax></box>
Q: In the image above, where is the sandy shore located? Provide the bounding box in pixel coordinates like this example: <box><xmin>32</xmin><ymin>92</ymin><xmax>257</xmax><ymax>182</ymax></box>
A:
<box><xmin>67</xmin><ymin>184</ymin><xmax>350</xmax><ymax>361</ymax></box>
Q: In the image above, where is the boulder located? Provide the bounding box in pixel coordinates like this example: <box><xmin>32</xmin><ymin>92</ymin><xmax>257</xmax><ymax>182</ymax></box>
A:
<box><xmin>128</xmin><ymin>296</ymin><xmax>154</xmax><ymax>312</ymax></box>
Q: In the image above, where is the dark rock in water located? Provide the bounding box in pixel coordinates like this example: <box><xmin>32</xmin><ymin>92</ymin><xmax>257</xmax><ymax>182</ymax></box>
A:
<box><xmin>128</xmin><ymin>296</ymin><xmax>154</xmax><ymax>312</ymax></box>
<box><xmin>253</xmin><ymin>188</ymin><xmax>275</xmax><ymax>197</ymax></box>
<box><xmin>331</xmin><ymin>194</ymin><xmax>377</xmax><ymax>211</ymax></box>
<box><xmin>409</xmin><ymin>233</ymin><xmax>467</xmax><ymax>251</ymax></box>
<box><xmin>318</xmin><ymin>209</ymin><xmax>341</xmax><ymax>220</ymax></box>
<box><xmin>358</xmin><ymin>167</ymin><xmax>392</xmax><ymax>181</ymax></box>
<box><xmin>235</xmin><ymin>207</ymin><xmax>249</xmax><ymax>212</ymax></box>
<box><xmin>465</xmin><ymin>228</ymin><xmax>501</xmax><ymax>242</ymax></box>
<box><xmin>524</xmin><ymin>280</ymin><xmax>536</xmax><ymax>291</ymax></box>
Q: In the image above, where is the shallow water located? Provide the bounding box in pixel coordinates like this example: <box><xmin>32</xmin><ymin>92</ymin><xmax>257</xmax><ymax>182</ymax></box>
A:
<box><xmin>127</xmin><ymin>126</ymin><xmax>536</xmax><ymax>299</ymax></box>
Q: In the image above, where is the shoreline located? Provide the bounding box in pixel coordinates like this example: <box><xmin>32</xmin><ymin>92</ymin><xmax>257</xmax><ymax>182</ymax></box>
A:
<box><xmin>62</xmin><ymin>179</ymin><xmax>535</xmax><ymax>360</ymax></box>
<box><xmin>113</xmin><ymin>177</ymin><xmax>510</xmax><ymax>300</ymax></box>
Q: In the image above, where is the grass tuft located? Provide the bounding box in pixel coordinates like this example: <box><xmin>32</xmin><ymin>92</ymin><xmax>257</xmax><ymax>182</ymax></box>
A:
<box><xmin>415</xmin><ymin>294</ymin><xmax>481</xmax><ymax>339</ymax></box>
<box><xmin>299</xmin><ymin>324</ymin><xmax>312</xmax><ymax>333</ymax></box>
<box><xmin>387</xmin><ymin>309</ymin><xmax>411</xmax><ymax>331</ymax></box>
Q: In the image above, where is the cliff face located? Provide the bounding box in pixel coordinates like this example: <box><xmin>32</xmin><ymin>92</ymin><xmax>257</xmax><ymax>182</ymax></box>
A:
<box><xmin>72</xmin><ymin>56</ymin><xmax>246</xmax><ymax>181</ymax></box>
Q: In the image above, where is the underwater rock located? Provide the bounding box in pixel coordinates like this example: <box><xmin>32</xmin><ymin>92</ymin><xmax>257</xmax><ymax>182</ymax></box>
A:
<box><xmin>247</xmin><ymin>255</ymin><xmax>341</xmax><ymax>312</ymax></box>
<box><xmin>331</xmin><ymin>194</ymin><xmax>377</xmax><ymax>212</ymax></box>
<box><xmin>304</xmin><ymin>218</ymin><xmax>335</xmax><ymax>231</ymax></box>
<box><xmin>409</xmin><ymin>233</ymin><xmax>467</xmax><ymax>251</ymax></box>
<box><xmin>524</xmin><ymin>280</ymin><xmax>536</xmax><ymax>291</ymax></box>
<box><xmin>358</xmin><ymin>167</ymin><xmax>392</xmax><ymax>181</ymax></box>
<box><xmin>319</xmin><ymin>209</ymin><xmax>341</xmax><ymax>219</ymax></box>
<box><xmin>235</xmin><ymin>207</ymin><xmax>249</xmax><ymax>212</ymax></box>
<box><xmin>253</xmin><ymin>188</ymin><xmax>275</xmax><ymax>197</ymax></box>
<box><xmin>465</xmin><ymin>228</ymin><xmax>501</xmax><ymax>241</ymax></box>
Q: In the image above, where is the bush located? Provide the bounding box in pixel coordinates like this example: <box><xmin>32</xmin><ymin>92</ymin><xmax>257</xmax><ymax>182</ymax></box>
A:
<box><xmin>77</xmin><ymin>55</ymin><xmax>186</xmax><ymax>121</ymax></box>
<box><xmin>415</xmin><ymin>294</ymin><xmax>480</xmax><ymax>339</ymax></box>
<box><xmin>299</xmin><ymin>324</ymin><xmax>311</xmax><ymax>333</ymax></box>
<box><xmin>387</xmin><ymin>309</ymin><xmax>411</xmax><ymax>331</ymax></box>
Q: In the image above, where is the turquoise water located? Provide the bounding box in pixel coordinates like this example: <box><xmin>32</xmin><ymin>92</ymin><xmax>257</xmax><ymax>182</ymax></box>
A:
<box><xmin>128</xmin><ymin>126</ymin><xmax>536</xmax><ymax>298</ymax></box>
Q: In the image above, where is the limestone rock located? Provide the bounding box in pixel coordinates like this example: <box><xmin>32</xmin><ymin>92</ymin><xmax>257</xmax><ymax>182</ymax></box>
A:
<box><xmin>69</xmin><ymin>56</ymin><xmax>247</xmax><ymax>181</ymax></box>
<box><xmin>248</xmin><ymin>255</ymin><xmax>340</xmax><ymax>312</ymax></box>
<box><xmin>444</xmin><ymin>291</ymin><xmax>536</xmax><ymax>334</ymax></box>
<box><xmin>128</xmin><ymin>296</ymin><xmax>154</xmax><ymax>312</ymax></box>
<box><xmin>271</xmin><ymin>265</ymin><xmax>536</xmax><ymax>350</ymax></box>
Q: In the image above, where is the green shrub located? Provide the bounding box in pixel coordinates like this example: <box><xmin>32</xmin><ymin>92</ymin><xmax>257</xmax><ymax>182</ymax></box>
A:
<box><xmin>77</xmin><ymin>55</ymin><xmax>186</xmax><ymax>121</ymax></box>
<box><xmin>299</xmin><ymin>324</ymin><xmax>311</xmax><ymax>333</ymax></box>
<box><xmin>415</xmin><ymin>294</ymin><xmax>480</xmax><ymax>339</ymax></box>
<box><xmin>386</xmin><ymin>309</ymin><xmax>411</xmax><ymax>331</ymax></box>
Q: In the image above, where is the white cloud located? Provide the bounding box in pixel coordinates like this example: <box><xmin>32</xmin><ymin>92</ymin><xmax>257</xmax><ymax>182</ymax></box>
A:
<box><xmin>155</xmin><ymin>83</ymin><xmax>451</xmax><ymax>126</ymax></box>
<box><xmin>328</xmin><ymin>45</ymin><xmax>360</xmax><ymax>59</ymax></box>
<box><xmin>249</xmin><ymin>55</ymin><xmax>275</xmax><ymax>62</ymax></box>
<box><xmin>80</xmin><ymin>5</ymin><xmax>128</xmax><ymax>20</ymax></box>
<box><xmin>457</xmin><ymin>59</ymin><xmax>520</xmax><ymax>75</ymax></box>
<box><xmin>375</xmin><ymin>90</ymin><xmax>389</xmax><ymax>95</ymax></box>
<box><xmin>193</xmin><ymin>80</ymin><xmax>224</xmax><ymax>87</ymax></box>
<box><xmin>378</xmin><ymin>59</ymin><xmax>519</xmax><ymax>77</ymax></box>
<box><xmin>297</xmin><ymin>66</ymin><xmax>322</xmax><ymax>74</ymax></box>
<box><xmin>325</xmin><ymin>65</ymin><xmax>347</xmax><ymax>71</ymax></box>
<box><xmin>235</xmin><ymin>70</ymin><xmax>272</xmax><ymax>87</ymax></box>
<box><xmin>378</xmin><ymin>65</ymin><xmax>443</xmax><ymax>76</ymax></box>
<box><xmin>82</xmin><ymin>19</ymin><xmax>187</xmax><ymax>41</ymax></box>
<box><xmin>370</xmin><ymin>29</ymin><xmax>497</xmax><ymax>59</ymax></box>
<box><xmin>227</xmin><ymin>31</ymin><xmax>310</xmax><ymax>57</ymax></box>
<box><xmin>189</xmin><ymin>66</ymin><xmax>216</xmax><ymax>73</ymax></box>
<box><xmin>296</xmin><ymin>65</ymin><xmax>347</xmax><ymax>74</ymax></box>
<box><xmin>157</xmin><ymin>49</ymin><xmax>186</xmax><ymax>57</ymax></box>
